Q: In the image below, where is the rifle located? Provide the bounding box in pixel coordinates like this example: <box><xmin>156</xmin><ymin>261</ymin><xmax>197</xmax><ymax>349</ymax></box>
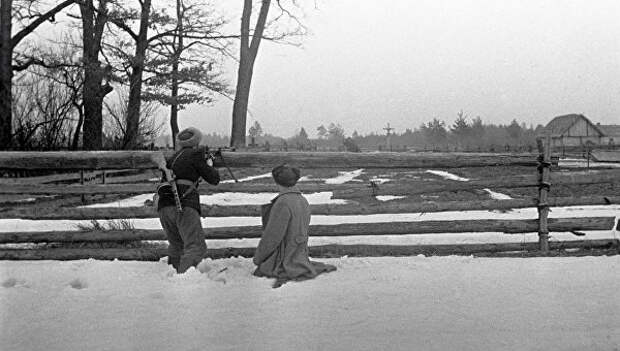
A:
<box><xmin>205</xmin><ymin>147</ymin><xmax>238</xmax><ymax>183</ymax></box>
<box><xmin>151</xmin><ymin>153</ymin><xmax>183</xmax><ymax>213</ymax></box>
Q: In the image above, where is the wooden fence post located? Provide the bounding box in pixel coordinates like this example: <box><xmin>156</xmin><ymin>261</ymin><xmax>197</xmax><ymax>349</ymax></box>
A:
<box><xmin>537</xmin><ymin>136</ymin><xmax>552</xmax><ymax>252</ymax></box>
<box><xmin>80</xmin><ymin>169</ymin><xmax>85</xmax><ymax>204</ymax></box>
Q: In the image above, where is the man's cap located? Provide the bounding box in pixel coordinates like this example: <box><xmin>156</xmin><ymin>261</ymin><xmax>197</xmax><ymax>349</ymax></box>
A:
<box><xmin>272</xmin><ymin>164</ymin><xmax>301</xmax><ymax>187</ymax></box>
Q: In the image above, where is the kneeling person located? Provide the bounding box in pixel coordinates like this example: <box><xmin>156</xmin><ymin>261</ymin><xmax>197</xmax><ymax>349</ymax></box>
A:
<box><xmin>253</xmin><ymin>164</ymin><xmax>336</xmax><ymax>287</ymax></box>
<box><xmin>157</xmin><ymin>127</ymin><xmax>220</xmax><ymax>273</ymax></box>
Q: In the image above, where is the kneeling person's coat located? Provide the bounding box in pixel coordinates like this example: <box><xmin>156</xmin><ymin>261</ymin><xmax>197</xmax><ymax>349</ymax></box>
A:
<box><xmin>253</xmin><ymin>189</ymin><xmax>335</xmax><ymax>281</ymax></box>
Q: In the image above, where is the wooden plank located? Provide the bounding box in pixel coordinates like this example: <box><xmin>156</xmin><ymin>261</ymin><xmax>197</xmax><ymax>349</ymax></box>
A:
<box><xmin>0</xmin><ymin>217</ymin><xmax>614</xmax><ymax>243</ymax></box>
<box><xmin>0</xmin><ymin>182</ymin><xmax>321</xmax><ymax>195</ymax></box>
<box><xmin>0</xmin><ymin>151</ymin><xmax>550</xmax><ymax>170</ymax></box>
<box><xmin>0</xmin><ymin>239</ymin><xmax>616</xmax><ymax>260</ymax></box>
<box><xmin>2</xmin><ymin>196</ymin><xmax>619</xmax><ymax>220</ymax></box>
<box><xmin>0</xmin><ymin>169</ymin><xmax>135</xmax><ymax>185</ymax></box>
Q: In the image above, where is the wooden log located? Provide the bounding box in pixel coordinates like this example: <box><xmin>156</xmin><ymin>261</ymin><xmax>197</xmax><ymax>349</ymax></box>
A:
<box><xmin>2</xmin><ymin>168</ymin><xmax>617</xmax><ymax>196</ymax></box>
<box><xmin>0</xmin><ymin>217</ymin><xmax>614</xmax><ymax>243</ymax></box>
<box><xmin>2</xmin><ymin>196</ymin><xmax>620</xmax><ymax>220</ymax></box>
<box><xmin>333</xmin><ymin>169</ymin><xmax>620</xmax><ymax>199</ymax></box>
<box><xmin>0</xmin><ymin>151</ymin><xmax>551</xmax><ymax>170</ymax></box>
<box><xmin>0</xmin><ymin>151</ymin><xmax>161</xmax><ymax>170</ymax></box>
<box><xmin>0</xmin><ymin>182</ymin><xmax>320</xmax><ymax>195</ymax></box>
<box><xmin>0</xmin><ymin>169</ymin><xmax>135</xmax><ymax>185</ymax></box>
<box><xmin>0</xmin><ymin>239</ymin><xmax>616</xmax><ymax>260</ymax></box>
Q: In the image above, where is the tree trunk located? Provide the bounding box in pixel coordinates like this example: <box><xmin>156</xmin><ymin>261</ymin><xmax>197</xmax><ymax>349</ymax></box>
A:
<box><xmin>123</xmin><ymin>0</ymin><xmax>151</xmax><ymax>149</ymax></box>
<box><xmin>231</xmin><ymin>64</ymin><xmax>252</xmax><ymax>147</ymax></box>
<box><xmin>0</xmin><ymin>0</ymin><xmax>12</xmax><ymax>150</ymax></box>
<box><xmin>71</xmin><ymin>103</ymin><xmax>84</xmax><ymax>150</ymax></box>
<box><xmin>230</xmin><ymin>0</ymin><xmax>270</xmax><ymax>148</ymax></box>
<box><xmin>80</xmin><ymin>0</ymin><xmax>110</xmax><ymax>150</ymax></box>
<box><xmin>169</xmin><ymin>0</ymin><xmax>183</xmax><ymax>149</ymax></box>
<box><xmin>81</xmin><ymin>62</ymin><xmax>105</xmax><ymax>149</ymax></box>
<box><xmin>170</xmin><ymin>80</ymin><xmax>179</xmax><ymax>148</ymax></box>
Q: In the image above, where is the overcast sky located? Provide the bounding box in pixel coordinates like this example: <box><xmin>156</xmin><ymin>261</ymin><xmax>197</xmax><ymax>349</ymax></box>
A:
<box><xmin>172</xmin><ymin>0</ymin><xmax>620</xmax><ymax>137</ymax></box>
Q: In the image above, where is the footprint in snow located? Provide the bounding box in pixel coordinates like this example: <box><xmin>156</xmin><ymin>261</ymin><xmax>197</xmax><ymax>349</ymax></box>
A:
<box><xmin>2</xmin><ymin>277</ymin><xmax>29</xmax><ymax>288</ymax></box>
<box><xmin>148</xmin><ymin>292</ymin><xmax>165</xmax><ymax>299</ymax></box>
<box><xmin>68</xmin><ymin>278</ymin><xmax>88</xmax><ymax>289</ymax></box>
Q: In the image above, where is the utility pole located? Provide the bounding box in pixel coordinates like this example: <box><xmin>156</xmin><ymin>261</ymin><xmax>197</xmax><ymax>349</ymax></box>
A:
<box><xmin>383</xmin><ymin>123</ymin><xmax>394</xmax><ymax>151</ymax></box>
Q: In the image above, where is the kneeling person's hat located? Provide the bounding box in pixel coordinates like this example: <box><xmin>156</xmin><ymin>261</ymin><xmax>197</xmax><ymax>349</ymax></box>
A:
<box><xmin>272</xmin><ymin>164</ymin><xmax>301</xmax><ymax>187</ymax></box>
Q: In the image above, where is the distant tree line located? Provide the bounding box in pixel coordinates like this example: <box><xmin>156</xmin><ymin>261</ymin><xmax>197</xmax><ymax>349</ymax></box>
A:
<box><xmin>352</xmin><ymin>111</ymin><xmax>544</xmax><ymax>152</ymax></box>
<box><xmin>236</xmin><ymin>113</ymin><xmax>545</xmax><ymax>153</ymax></box>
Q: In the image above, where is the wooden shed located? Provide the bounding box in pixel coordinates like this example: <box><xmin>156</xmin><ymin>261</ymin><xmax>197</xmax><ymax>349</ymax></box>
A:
<box><xmin>540</xmin><ymin>114</ymin><xmax>610</xmax><ymax>148</ymax></box>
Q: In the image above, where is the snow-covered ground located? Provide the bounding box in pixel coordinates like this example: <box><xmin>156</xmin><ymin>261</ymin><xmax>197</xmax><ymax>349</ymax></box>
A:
<box><xmin>1</xmin><ymin>256</ymin><xmax>619</xmax><ymax>351</ymax></box>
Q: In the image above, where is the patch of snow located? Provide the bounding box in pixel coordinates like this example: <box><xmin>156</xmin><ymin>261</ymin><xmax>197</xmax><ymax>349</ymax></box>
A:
<box><xmin>201</xmin><ymin>192</ymin><xmax>348</xmax><ymax>206</ymax></box>
<box><xmin>14</xmin><ymin>197</ymin><xmax>36</xmax><ymax>203</ymax></box>
<box><xmin>483</xmin><ymin>188</ymin><xmax>513</xmax><ymax>200</ymax></box>
<box><xmin>1</xmin><ymin>256</ymin><xmax>618</xmax><ymax>351</ymax></box>
<box><xmin>298</xmin><ymin>175</ymin><xmax>315</xmax><ymax>182</ymax></box>
<box><xmin>200</xmin><ymin>192</ymin><xmax>276</xmax><ymax>205</ymax></box>
<box><xmin>426</xmin><ymin>170</ymin><xmax>470</xmax><ymax>181</ymax></box>
<box><xmin>221</xmin><ymin>172</ymin><xmax>272</xmax><ymax>183</ymax></box>
<box><xmin>324</xmin><ymin>169</ymin><xmax>364</xmax><ymax>184</ymax></box>
<box><xmin>82</xmin><ymin>194</ymin><xmax>154</xmax><ymax>208</ymax></box>
<box><xmin>375</xmin><ymin>195</ymin><xmax>407</xmax><ymax>202</ymax></box>
<box><xmin>425</xmin><ymin>170</ymin><xmax>512</xmax><ymax>200</ymax></box>
<box><xmin>369</xmin><ymin>177</ymin><xmax>391</xmax><ymax>184</ymax></box>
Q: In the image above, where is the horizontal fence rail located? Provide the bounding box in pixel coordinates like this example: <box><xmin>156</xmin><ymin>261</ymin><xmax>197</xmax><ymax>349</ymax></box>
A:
<box><xmin>1</xmin><ymin>196</ymin><xmax>619</xmax><ymax>220</ymax></box>
<box><xmin>0</xmin><ymin>151</ymin><xmax>558</xmax><ymax>170</ymax></box>
<box><xmin>0</xmin><ymin>169</ymin><xmax>617</xmax><ymax>197</ymax></box>
<box><xmin>0</xmin><ymin>217</ymin><xmax>614</xmax><ymax>243</ymax></box>
<box><xmin>1</xmin><ymin>239</ymin><xmax>617</xmax><ymax>261</ymax></box>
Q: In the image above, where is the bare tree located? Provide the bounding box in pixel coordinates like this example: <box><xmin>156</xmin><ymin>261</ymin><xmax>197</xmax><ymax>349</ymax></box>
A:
<box><xmin>103</xmin><ymin>87</ymin><xmax>163</xmax><ymax>149</ymax></box>
<box><xmin>230</xmin><ymin>0</ymin><xmax>306</xmax><ymax>148</ymax></box>
<box><xmin>144</xmin><ymin>0</ymin><xmax>230</xmax><ymax>147</ymax></box>
<box><xmin>12</xmin><ymin>69</ymin><xmax>76</xmax><ymax>150</ymax></box>
<box><xmin>0</xmin><ymin>0</ymin><xmax>77</xmax><ymax>149</ymax></box>
<box><xmin>105</xmin><ymin>0</ymin><xmax>152</xmax><ymax>149</ymax></box>
<box><xmin>27</xmin><ymin>34</ymin><xmax>85</xmax><ymax>149</ymax></box>
<box><xmin>247</xmin><ymin>120</ymin><xmax>262</xmax><ymax>145</ymax></box>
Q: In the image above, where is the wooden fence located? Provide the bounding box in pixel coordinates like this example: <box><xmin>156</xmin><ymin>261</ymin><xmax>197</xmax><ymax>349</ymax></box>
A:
<box><xmin>0</xmin><ymin>144</ymin><xmax>618</xmax><ymax>260</ymax></box>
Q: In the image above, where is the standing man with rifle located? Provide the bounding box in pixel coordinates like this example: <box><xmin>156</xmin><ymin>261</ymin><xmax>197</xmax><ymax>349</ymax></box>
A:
<box><xmin>155</xmin><ymin>127</ymin><xmax>220</xmax><ymax>273</ymax></box>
